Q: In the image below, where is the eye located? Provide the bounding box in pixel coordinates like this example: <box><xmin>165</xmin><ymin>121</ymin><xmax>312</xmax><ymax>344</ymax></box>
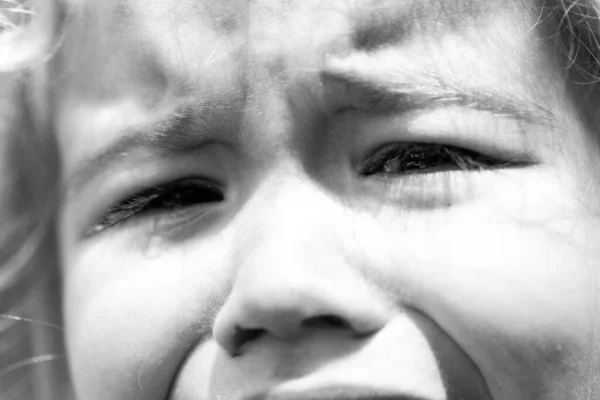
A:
<box><xmin>359</xmin><ymin>142</ymin><xmax>522</xmax><ymax>176</ymax></box>
<box><xmin>90</xmin><ymin>178</ymin><xmax>224</xmax><ymax>234</ymax></box>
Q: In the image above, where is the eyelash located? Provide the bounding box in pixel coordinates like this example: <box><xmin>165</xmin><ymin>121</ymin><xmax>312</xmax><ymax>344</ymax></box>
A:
<box><xmin>90</xmin><ymin>178</ymin><xmax>224</xmax><ymax>235</ymax></box>
<box><xmin>358</xmin><ymin>142</ymin><xmax>522</xmax><ymax>176</ymax></box>
<box><xmin>91</xmin><ymin>143</ymin><xmax>527</xmax><ymax>234</ymax></box>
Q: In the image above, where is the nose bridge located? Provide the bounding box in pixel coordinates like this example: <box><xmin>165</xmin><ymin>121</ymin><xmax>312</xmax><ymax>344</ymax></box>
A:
<box><xmin>244</xmin><ymin>175</ymin><xmax>340</xmax><ymax>248</ymax></box>
<box><xmin>233</xmin><ymin>175</ymin><xmax>347</xmax><ymax>291</ymax></box>
<box><xmin>213</xmin><ymin>177</ymin><xmax>391</xmax><ymax>355</ymax></box>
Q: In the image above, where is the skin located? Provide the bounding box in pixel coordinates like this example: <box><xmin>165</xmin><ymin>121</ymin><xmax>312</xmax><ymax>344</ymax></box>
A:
<box><xmin>54</xmin><ymin>0</ymin><xmax>600</xmax><ymax>399</ymax></box>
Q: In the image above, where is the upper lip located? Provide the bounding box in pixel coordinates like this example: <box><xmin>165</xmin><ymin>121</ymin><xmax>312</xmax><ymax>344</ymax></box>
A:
<box><xmin>245</xmin><ymin>385</ymin><xmax>431</xmax><ymax>400</ymax></box>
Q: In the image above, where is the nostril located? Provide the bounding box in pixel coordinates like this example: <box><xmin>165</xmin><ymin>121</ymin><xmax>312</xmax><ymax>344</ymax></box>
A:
<box><xmin>231</xmin><ymin>326</ymin><xmax>266</xmax><ymax>356</ymax></box>
<box><xmin>302</xmin><ymin>314</ymin><xmax>351</xmax><ymax>330</ymax></box>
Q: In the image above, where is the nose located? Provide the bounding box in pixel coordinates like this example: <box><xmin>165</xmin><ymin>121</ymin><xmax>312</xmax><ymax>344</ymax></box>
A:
<box><xmin>213</xmin><ymin>181</ymin><xmax>392</xmax><ymax>356</ymax></box>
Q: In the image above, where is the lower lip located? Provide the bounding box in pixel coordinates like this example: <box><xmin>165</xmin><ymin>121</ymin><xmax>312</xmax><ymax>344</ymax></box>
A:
<box><xmin>251</xmin><ymin>386</ymin><xmax>432</xmax><ymax>400</ymax></box>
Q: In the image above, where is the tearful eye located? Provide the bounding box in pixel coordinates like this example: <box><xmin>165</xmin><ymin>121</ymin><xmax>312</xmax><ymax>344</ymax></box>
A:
<box><xmin>90</xmin><ymin>178</ymin><xmax>224</xmax><ymax>234</ymax></box>
<box><xmin>359</xmin><ymin>143</ymin><xmax>516</xmax><ymax>176</ymax></box>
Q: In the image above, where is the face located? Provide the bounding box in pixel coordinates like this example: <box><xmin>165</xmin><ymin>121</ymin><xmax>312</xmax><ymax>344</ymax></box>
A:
<box><xmin>55</xmin><ymin>0</ymin><xmax>600</xmax><ymax>399</ymax></box>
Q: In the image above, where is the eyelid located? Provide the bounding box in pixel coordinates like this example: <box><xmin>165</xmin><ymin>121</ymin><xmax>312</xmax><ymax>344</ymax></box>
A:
<box><xmin>69</xmin><ymin>146</ymin><xmax>241</xmax><ymax>240</ymax></box>
<box><xmin>336</xmin><ymin>105</ymin><xmax>540</xmax><ymax>165</ymax></box>
<box><xmin>86</xmin><ymin>177</ymin><xmax>225</xmax><ymax>236</ymax></box>
<box><xmin>358</xmin><ymin>142</ymin><xmax>534</xmax><ymax>177</ymax></box>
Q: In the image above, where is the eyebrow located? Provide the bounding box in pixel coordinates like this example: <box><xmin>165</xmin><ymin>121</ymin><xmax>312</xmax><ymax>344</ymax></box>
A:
<box><xmin>319</xmin><ymin>68</ymin><xmax>559</xmax><ymax>126</ymax></box>
<box><xmin>65</xmin><ymin>107</ymin><xmax>231</xmax><ymax>195</ymax></box>
<box><xmin>66</xmin><ymin>68</ymin><xmax>559</xmax><ymax>196</ymax></box>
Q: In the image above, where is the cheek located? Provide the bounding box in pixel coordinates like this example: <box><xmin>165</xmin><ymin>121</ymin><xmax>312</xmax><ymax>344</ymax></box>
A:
<box><xmin>347</xmin><ymin>174</ymin><xmax>600</xmax><ymax>398</ymax></box>
<box><xmin>64</xmin><ymin>275</ymin><xmax>185</xmax><ymax>399</ymax></box>
<box><xmin>63</xmin><ymin>240</ymin><xmax>232</xmax><ymax>400</ymax></box>
<box><xmin>428</xmin><ymin>226</ymin><xmax>593</xmax><ymax>343</ymax></box>
<box><xmin>432</xmin><ymin>232</ymin><xmax>594</xmax><ymax>398</ymax></box>
<box><xmin>371</xmin><ymin>211</ymin><xmax>598</xmax><ymax>398</ymax></box>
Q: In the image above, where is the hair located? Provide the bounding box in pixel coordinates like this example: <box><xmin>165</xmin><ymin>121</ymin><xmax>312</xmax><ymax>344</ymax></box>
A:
<box><xmin>0</xmin><ymin>1</ymin><xmax>599</xmax><ymax>399</ymax></box>
<box><xmin>550</xmin><ymin>0</ymin><xmax>600</xmax><ymax>131</ymax></box>
<box><xmin>0</xmin><ymin>1</ymin><xmax>66</xmax><ymax>399</ymax></box>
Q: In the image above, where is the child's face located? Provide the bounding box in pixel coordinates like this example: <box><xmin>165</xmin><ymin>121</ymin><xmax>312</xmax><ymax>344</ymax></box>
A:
<box><xmin>55</xmin><ymin>0</ymin><xmax>600</xmax><ymax>399</ymax></box>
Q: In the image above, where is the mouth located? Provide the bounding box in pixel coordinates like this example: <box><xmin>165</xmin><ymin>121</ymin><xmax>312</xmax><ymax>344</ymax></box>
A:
<box><xmin>246</xmin><ymin>385</ymin><xmax>433</xmax><ymax>400</ymax></box>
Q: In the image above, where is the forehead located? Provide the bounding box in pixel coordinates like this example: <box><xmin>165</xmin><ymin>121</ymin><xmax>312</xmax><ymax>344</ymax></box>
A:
<box><xmin>54</xmin><ymin>0</ymin><xmax>555</xmax><ymax>173</ymax></box>
<box><xmin>56</xmin><ymin>0</ymin><xmax>534</xmax><ymax>97</ymax></box>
